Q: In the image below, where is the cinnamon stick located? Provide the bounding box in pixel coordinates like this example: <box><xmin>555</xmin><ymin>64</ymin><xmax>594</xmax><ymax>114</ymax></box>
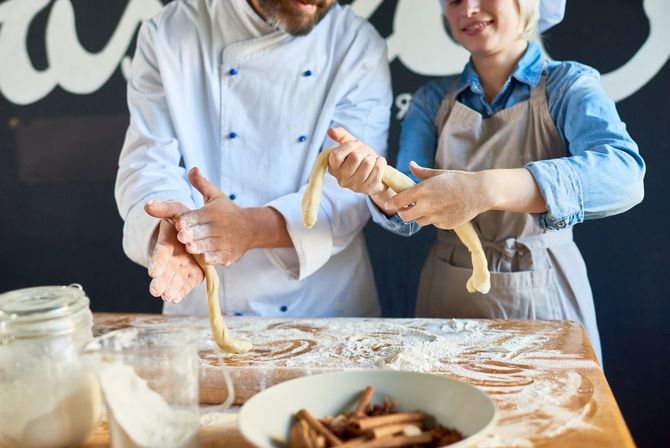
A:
<box><xmin>349</xmin><ymin>412</ymin><xmax>425</xmax><ymax>432</ymax></box>
<box><xmin>343</xmin><ymin>432</ymin><xmax>433</xmax><ymax>448</ymax></box>
<box><xmin>297</xmin><ymin>409</ymin><xmax>344</xmax><ymax>446</ymax></box>
<box><xmin>290</xmin><ymin>419</ymin><xmax>315</xmax><ymax>448</ymax></box>
<box><xmin>371</xmin><ymin>423</ymin><xmax>415</xmax><ymax>439</ymax></box>
<box><xmin>310</xmin><ymin>427</ymin><xmax>326</xmax><ymax>448</ymax></box>
<box><xmin>339</xmin><ymin>436</ymin><xmax>370</xmax><ymax>447</ymax></box>
<box><xmin>354</xmin><ymin>386</ymin><xmax>375</xmax><ymax>417</ymax></box>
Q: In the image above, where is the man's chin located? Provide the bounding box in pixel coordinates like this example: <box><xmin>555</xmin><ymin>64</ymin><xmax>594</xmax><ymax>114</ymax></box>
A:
<box><xmin>260</xmin><ymin>0</ymin><xmax>334</xmax><ymax>36</ymax></box>
<box><xmin>283</xmin><ymin>19</ymin><xmax>318</xmax><ymax>36</ymax></box>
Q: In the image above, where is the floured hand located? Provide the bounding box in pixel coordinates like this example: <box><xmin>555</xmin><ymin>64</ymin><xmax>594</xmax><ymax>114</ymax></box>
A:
<box><xmin>145</xmin><ymin>200</ymin><xmax>204</xmax><ymax>303</ymax></box>
<box><xmin>174</xmin><ymin>168</ymin><xmax>254</xmax><ymax>267</ymax></box>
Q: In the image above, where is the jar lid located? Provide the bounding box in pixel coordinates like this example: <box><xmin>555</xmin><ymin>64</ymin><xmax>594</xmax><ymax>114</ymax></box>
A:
<box><xmin>0</xmin><ymin>284</ymin><xmax>92</xmax><ymax>343</ymax></box>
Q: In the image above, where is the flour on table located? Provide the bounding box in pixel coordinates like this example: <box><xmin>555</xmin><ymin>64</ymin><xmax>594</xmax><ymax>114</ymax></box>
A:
<box><xmin>440</xmin><ymin>318</ymin><xmax>481</xmax><ymax>333</ymax></box>
<box><xmin>95</xmin><ymin>315</ymin><xmax>603</xmax><ymax>447</ymax></box>
<box><xmin>477</xmin><ymin>371</ymin><xmax>600</xmax><ymax>447</ymax></box>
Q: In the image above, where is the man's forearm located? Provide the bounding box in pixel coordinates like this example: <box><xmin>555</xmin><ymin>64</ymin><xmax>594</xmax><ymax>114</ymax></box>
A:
<box><xmin>242</xmin><ymin>207</ymin><xmax>294</xmax><ymax>249</ymax></box>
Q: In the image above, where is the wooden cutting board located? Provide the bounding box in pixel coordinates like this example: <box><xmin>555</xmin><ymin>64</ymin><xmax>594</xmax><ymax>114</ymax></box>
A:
<box><xmin>92</xmin><ymin>313</ymin><xmax>633</xmax><ymax>447</ymax></box>
<box><xmin>94</xmin><ymin>313</ymin><xmax>598</xmax><ymax>404</ymax></box>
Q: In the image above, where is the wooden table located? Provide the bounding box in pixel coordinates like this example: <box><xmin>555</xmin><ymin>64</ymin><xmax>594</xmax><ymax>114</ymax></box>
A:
<box><xmin>85</xmin><ymin>313</ymin><xmax>634</xmax><ymax>447</ymax></box>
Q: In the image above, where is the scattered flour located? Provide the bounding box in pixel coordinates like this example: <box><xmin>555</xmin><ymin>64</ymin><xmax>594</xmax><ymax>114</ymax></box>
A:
<box><xmin>440</xmin><ymin>318</ymin><xmax>482</xmax><ymax>333</ymax></box>
<box><xmin>477</xmin><ymin>371</ymin><xmax>600</xmax><ymax>447</ymax></box>
<box><xmin>371</xmin><ymin>319</ymin><xmax>599</xmax><ymax>446</ymax></box>
<box><xmin>96</xmin><ymin>315</ymin><xmax>604</xmax><ymax>447</ymax></box>
<box><xmin>229</xmin><ymin>317</ymin><xmax>599</xmax><ymax>446</ymax></box>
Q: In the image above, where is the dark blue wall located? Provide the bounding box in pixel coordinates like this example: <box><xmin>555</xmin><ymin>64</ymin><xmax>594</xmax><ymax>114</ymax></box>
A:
<box><xmin>0</xmin><ymin>1</ymin><xmax>667</xmax><ymax>445</ymax></box>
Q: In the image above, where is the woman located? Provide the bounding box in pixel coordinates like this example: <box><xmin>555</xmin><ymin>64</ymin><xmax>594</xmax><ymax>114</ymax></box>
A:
<box><xmin>325</xmin><ymin>0</ymin><xmax>645</xmax><ymax>364</ymax></box>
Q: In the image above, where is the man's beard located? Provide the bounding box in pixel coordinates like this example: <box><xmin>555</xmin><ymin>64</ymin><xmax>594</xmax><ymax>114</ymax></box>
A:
<box><xmin>257</xmin><ymin>0</ymin><xmax>335</xmax><ymax>36</ymax></box>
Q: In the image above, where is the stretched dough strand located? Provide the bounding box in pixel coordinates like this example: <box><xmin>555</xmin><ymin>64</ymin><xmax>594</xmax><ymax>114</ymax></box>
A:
<box><xmin>302</xmin><ymin>148</ymin><xmax>491</xmax><ymax>294</ymax></box>
<box><xmin>168</xmin><ymin>217</ymin><xmax>252</xmax><ymax>353</ymax></box>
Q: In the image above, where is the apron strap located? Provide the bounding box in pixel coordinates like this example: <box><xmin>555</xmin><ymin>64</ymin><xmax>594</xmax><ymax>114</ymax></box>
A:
<box><xmin>530</xmin><ymin>62</ymin><xmax>549</xmax><ymax>101</ymax></box>
<box><xmin>437</xmin><ymin>228</ymin><xmax>573</xmax><ymax>257</ymax></box>
<box><xmin>434</xmin><ymin>76</ymin><xmax>460</xmax><ymax>132</ymax></box>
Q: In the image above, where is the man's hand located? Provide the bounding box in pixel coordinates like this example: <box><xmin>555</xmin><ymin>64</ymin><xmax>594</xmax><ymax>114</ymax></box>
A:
<box><xmin>175</xmin><ymin>168</ymin><xmax>257</xmax><ymax>266</ymax></box>
<box><xmin>144</xmin><ymin>200</ymin><xmax>204</xmax><ymax>303</ymax></box>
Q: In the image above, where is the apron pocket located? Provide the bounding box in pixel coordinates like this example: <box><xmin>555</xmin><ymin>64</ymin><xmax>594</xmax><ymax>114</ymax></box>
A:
<box><xmin>426</xmin><ymin>256</ymin><xmax>561</xmax><ymax>320</ymax></box>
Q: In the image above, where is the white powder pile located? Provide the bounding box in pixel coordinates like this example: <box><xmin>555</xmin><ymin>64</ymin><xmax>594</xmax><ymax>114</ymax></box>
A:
<box><xmin>97</xmin><ymin>361</ymin><xmax>198</xmax><ymax>448</ymax></box>
<box><xmin>0</xmin><ymin>366</ymin><xmax>102</xmax><ymax>448</ymax></box>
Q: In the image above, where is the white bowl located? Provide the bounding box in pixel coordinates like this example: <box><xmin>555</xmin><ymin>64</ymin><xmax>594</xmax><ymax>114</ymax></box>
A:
<box><xmin>238</xmin><ymin>370</ymin><xmax>497</xmax><ymax>447</ymax></box>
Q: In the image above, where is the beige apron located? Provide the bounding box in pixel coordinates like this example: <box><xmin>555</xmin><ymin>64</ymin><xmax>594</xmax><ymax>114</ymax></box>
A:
<box><xmin>415</xmin><ymin>73</ymin><xmax>602</xmax><ymax>363</ymax></box>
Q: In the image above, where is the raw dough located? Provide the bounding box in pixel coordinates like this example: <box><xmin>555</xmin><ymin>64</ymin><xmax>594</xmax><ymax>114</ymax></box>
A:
<box><xmin>301</xmin><ymin>147</ymin><xmax>491</xmax><ymax>294</ymax></box>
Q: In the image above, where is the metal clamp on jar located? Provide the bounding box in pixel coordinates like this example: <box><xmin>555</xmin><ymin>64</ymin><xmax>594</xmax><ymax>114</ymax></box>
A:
<box><xmin>0</xmin><ymin>284</ymin><xmax>103</xmax><ymax>448</ymax></box>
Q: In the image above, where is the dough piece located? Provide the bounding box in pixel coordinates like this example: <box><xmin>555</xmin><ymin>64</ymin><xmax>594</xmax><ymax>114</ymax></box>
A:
<box><xmin>302</xmin><ymin>147</ymin><xmax>491</xmax><ymax>294</ymax></box>
<box><xmin>192</xmin><ymin>257</ymin><xmax>253</xmax><ymax>354</ymax></box>
<box><xmin>168</xmin><ymin>217</ymin><xmax>252</xmax><ymax>353</ymax></box>
<box><xmin>301</xmin><ymin>148</ymin><xmax>331</xmax><ymax>229</ymax></box>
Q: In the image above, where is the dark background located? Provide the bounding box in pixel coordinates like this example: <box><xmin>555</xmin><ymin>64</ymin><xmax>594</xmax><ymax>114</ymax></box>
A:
<box><xmin>0</xmin><ymin>1</ymin><xmax>667</xmax><ymax>445</ymax></box>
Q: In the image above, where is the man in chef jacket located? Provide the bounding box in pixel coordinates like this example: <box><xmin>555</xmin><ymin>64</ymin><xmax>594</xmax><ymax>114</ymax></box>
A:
<box><xmin>116</xmin><ymin>0</ymin><xmax>567</xmax><ymax>318</ymax></box>
<box><xmin>115</xmin><ymin>0</ymin><xmax>391</xmax><ymax>317</ymax></box>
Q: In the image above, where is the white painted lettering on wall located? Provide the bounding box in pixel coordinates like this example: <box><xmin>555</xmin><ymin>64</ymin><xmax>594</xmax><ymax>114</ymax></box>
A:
<box><xmin>0</xmin><ymin>0</ymin><xmax>668</xmax><ymax>106</ymax></box>
<box><xmin>0</xmin><ymin>0</ymin><xmax>161</xmax><ymax>105</ymax></box>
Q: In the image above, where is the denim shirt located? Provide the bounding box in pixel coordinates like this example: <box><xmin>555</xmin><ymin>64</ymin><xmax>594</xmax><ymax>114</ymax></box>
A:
<box><xmin>369</xmin><ymin>42</ymin><xmax>645</xmax><ymax>236</ymax></box>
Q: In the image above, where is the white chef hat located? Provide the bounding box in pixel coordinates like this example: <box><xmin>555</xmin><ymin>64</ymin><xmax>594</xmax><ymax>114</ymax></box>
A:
<box><xmin>537</xmin><ymin>0</ymin><xmax>566</xmax><ymax>32</ymax></box>
<box><xmin>438</xmin><ymin>0</ymin><xmax>566</xmax><ymax>33</ymax></box>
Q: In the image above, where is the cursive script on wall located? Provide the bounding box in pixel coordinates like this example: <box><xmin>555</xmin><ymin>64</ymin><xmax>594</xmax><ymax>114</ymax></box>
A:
<box><xmin>0</xmin><ymin>0</ymin><xmax>162</xmax><ymax>105</ymax></box>
<box><xmin>0</xmin><ymin>0</ymin><xmax>669</xmax><ymax>106</ymax></box>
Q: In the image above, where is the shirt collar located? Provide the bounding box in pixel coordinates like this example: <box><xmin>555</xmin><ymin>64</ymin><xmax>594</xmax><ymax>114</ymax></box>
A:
<box><xmin>454</xmin><ymin>42</ymin><xmax>545</xmax><ymax>96</ymax></box>
<box><xmin>230</xmin><ymin>0</ymin><xmax>276</xmax><ymax>37</ymax></box>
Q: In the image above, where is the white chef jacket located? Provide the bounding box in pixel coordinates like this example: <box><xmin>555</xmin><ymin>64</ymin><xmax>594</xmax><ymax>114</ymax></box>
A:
<box><xmin>114</xmin><ymin>0</ymin><xmax>392</xmax><ymax>317</ymax></box>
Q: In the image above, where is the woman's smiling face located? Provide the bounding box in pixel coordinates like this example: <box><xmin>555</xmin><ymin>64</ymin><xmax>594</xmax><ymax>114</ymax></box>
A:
<box><xmin>445</xmin><ymin>0</ymin><xmax>525</xmax><ymax>57</ymax></box>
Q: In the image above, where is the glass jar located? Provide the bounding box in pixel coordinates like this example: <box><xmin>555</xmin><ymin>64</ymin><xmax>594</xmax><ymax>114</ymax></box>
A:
<box><xmin>0</xmin><ymin>285</ymin><xmax>103</xmax><ymax>448</ymax></box>
<box><xmin>85</xmin><ymin>326</ymin><xmax>202</xmax><ymax>448</ymax></box>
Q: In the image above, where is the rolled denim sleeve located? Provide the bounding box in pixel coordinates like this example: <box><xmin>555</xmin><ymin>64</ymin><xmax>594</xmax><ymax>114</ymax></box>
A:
<box><xmin>525</xmin><ymin>158</ymin><xmax>584</xmax><ymax>229</ymax></box>
<box><xmin>366</xmin><ymin>196</ymin><xmax>421</xmax><ymax>237</ymax></box>
<box><xmin>527</xmin><ymin>63</ymin><xmax>645</xmax><ymax>230</ymax></box>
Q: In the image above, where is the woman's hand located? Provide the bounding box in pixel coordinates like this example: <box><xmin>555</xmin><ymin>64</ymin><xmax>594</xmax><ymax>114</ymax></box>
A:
<box><xmin>385</xmin><ymin>162</ymin><xmax>492</xmax><ymax>229</ymax></box>
<box><xmin>326</xmin><ymin>127</ymin><xmax>397</xmax><ymax>214</ymax></box>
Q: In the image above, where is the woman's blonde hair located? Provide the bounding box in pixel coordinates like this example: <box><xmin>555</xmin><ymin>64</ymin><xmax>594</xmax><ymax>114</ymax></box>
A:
<box><xmin>517</xmin><ymin>0</ymin><xmax>540</xmax><ymax>40</ymax></box>
<box><xmin>441</xmin><ymin>0</ymin><xmax>540</xmax><ymax>41</ymax></box>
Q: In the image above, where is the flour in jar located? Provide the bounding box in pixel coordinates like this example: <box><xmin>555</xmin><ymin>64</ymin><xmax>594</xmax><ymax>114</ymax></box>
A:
<box><xmin>0</xmin><ymin>364</ymin><xmax>102</xmax><ymax>448</ymax></box>
<box><xmin>96</xmin><ymin>361</ymin><xmax>198</xmax><ymax>448</ymax></box>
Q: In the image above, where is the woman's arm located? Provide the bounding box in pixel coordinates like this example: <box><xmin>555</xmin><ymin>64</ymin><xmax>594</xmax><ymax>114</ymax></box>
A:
<box><xmin>525</xmin><ymin>62</ymin><xmax>645</xmax><ymax>229</ymax></box>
